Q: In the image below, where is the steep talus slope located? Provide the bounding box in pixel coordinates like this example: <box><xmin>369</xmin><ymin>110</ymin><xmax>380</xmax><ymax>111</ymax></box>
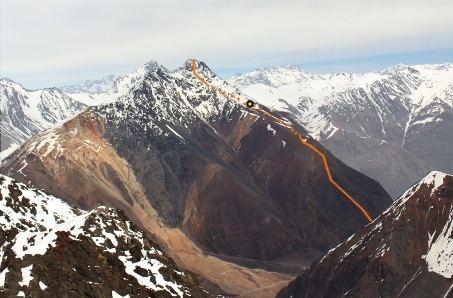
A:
<box><xmin>0</xmin><ymin>78</ymin><xmax>86</xmax><ymax>161</ymax></box>
<box><xmin>0</xmin><ymin>174</ymin><xmax>210</xmax><ymax>297</ymax></box>
<box><xmin>231</xmin><ymin>63</ymin><xmax>453</xmax><ymax>198</ymax></box>
<box><xmin>0</xmin><ymin>60</ymin><xmax>392</xmax><ymax>296</ymax></box>
<box><xmin>277</xmin><ymin>171</ymin><xmax>453</xmax><ymax>298</ymax></box>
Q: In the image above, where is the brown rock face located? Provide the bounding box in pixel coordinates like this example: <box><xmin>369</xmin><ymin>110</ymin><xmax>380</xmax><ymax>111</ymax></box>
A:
<box><xmin>0</xmin><ymin>60</ymin><xmax>392</xmax><ymax>294</ymax></box>
<box><xmin>277</xmin><ymin>171</ymin><xmax>453</xmax><ymax>298</ymax></box>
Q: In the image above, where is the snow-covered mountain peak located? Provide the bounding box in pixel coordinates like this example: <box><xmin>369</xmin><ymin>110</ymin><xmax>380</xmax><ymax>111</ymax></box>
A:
<box><xmin>414</xmin><ymin>62</ymin><xmax>453</xmax><ymax>71</ymax></box>
<box><xmin>60</xmin><ymin>75</ymin><xmax>117</xmax><ymax>94</ymax></box>
<box><xmin>97</xmin><ymin>58</ymin><xmax>242</xmax><ymax>135</ymax></box>
<box><xmin>180</xmin><ymin>59</ymin><xmax>216</xmax><ymax>78</ymax></box>
<box><xmin>59</xmin><ymin>60</ymin><xmax>167</xmax><ymax>106</ymax></box>
<box><xmin>1</xmin><ymin>78</ymin><xmax>24</xmax><ymax>90</ymax></box>
<box><xmin>379</xmin><ymin>63</ymin><xmax>453</xmax><ymax>77</ymax></box>
<box><xmin>418</xmin><ymin>170</ymin><xmax>448</xmax><ymax>190</ymax></box>
<box><xmin>228</xmin><ymin>65</ymin><xmax>312</xmax><ymax>88</ymax></box>
<box><xmin>109</xmin><ymin>60</ymin><xmax>166</xmax><ymax>94</ymax></box>
<box><xmin>389</xmin><ymin>171</ymin><xmax>450</xmax><ymax>211</ymax></box>
<box><xmin>1</xmin><ymin>79</ymin><xmax>86</xmax><ymax>126</ymax></box>
<box><xmin>284</xmin><ymin>64</ymin><xmax>304</xmax><ymax>70</ymax></box>
<box><xmin>378</xmin><ymin>63</ymin><xmax>411</xmax><ymax>74</ymax></box>
<box><xmin>380</xmin><ymin>171</ymin><xmax>453</xmax><ymax>279</ymax></box>
<box><xmin>135</xmin><ymin>60</ymin><xmax>165</xmax><ymax>76</ymax></box>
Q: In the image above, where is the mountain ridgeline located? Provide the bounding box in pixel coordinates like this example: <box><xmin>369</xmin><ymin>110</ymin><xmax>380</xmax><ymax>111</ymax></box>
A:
<box><xmin>230</xmin><ymin>63</ymin><xmax>453</xmax><ymax>199</ymax></box>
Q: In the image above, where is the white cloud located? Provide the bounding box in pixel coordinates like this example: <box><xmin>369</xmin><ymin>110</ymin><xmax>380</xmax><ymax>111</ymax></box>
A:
<box><xmin>1</xmin><ymin>0</ymin><xmax>452</xmax><ymax>88</ymax></box>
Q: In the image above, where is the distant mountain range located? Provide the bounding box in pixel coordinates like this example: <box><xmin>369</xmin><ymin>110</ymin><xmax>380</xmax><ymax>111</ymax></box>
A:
<box><xmin>0</xmin><ymin>78</ymin><xmax>86</xmax><ymax>161</ymax></box>
<box><xmin>230</xmin><ymin>63</ymin><xmax>453</xmax><ymax>198</ymax></box>
<box><xmin>277</xmin><ymin>171</ymin><xmax>453</xmax><ymax>298</ymax></box>
<box><xmin>60</xmin><ymin>75</ymin><xmax>117</xmax><ymax>94</ymax></box>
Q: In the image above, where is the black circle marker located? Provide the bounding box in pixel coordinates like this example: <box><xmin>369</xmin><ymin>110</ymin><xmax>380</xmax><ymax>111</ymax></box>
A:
<box><xmin>246</xmin><ymin>100</ymin><xmax>254</xmax><ymax>107</ymax></box>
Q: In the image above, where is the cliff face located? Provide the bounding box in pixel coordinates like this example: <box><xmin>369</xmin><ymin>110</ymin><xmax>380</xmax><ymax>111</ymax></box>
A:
<box><xmin>277</xmin><ymin>171</ymin><xmax>453</xmax><ymax>298</ymax></box>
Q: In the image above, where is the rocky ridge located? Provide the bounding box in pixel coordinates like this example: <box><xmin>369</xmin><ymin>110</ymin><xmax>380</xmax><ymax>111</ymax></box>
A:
<box><xmin>277</xmin><ymin>171</ymin><xmax>453</xmax><ymax>298</ymax></box>
<box><xmin>0</xmin><ymin>174</ymin><xmax>210</xmax><ymax>297</ymax></box>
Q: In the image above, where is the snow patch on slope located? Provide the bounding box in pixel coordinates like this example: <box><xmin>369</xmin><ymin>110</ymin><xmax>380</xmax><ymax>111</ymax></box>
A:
<box><xmin>267</xmin><ymin>124</ymin><xmax>276</xmax><ymax>136</ymax></box>
<box><xmin>423</xmin><ymin>205</ymin><xmax>453</xmax><ymax>278</ymax></box>
<box><xmin>383</xmin><ymin>171</ymin><xmax>448</xmax><ymax>220</ymax></box>
<box><xmin>18</xmin><ymin>265</ymin><xmax>33</xmax><ymax>286</ymax></box>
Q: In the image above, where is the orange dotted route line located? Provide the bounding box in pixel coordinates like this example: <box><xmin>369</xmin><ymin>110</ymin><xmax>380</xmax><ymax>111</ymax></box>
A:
<box><xmin>191</xmin><ymin>59</ymin><xmax>373</xmax><ymax>222</ymax></box>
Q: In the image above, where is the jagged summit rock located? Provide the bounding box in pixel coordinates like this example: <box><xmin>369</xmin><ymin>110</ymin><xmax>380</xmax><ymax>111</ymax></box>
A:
<box><xmin>137</xmin><ymin>60</ymin><xmax>164</xmax><ymax>73</ymax></box>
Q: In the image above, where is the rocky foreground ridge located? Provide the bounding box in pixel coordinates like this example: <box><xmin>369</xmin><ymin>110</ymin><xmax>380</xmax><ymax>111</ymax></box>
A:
<box><xmin>277</xmin><ymin>171</ymin><xmax>453</xmax><ymax>298</ymax></box>
<box><xmin>0</xmin><ymin>174</ymin><xmax>210</xmax><ymax>297</ymax></box>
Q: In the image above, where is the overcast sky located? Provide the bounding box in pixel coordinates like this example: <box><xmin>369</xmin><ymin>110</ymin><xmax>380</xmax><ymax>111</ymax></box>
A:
<box><xmin>1</xmin><ymin>0</ymin><xmax>453</xmax><ymax>89</ymax></box>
